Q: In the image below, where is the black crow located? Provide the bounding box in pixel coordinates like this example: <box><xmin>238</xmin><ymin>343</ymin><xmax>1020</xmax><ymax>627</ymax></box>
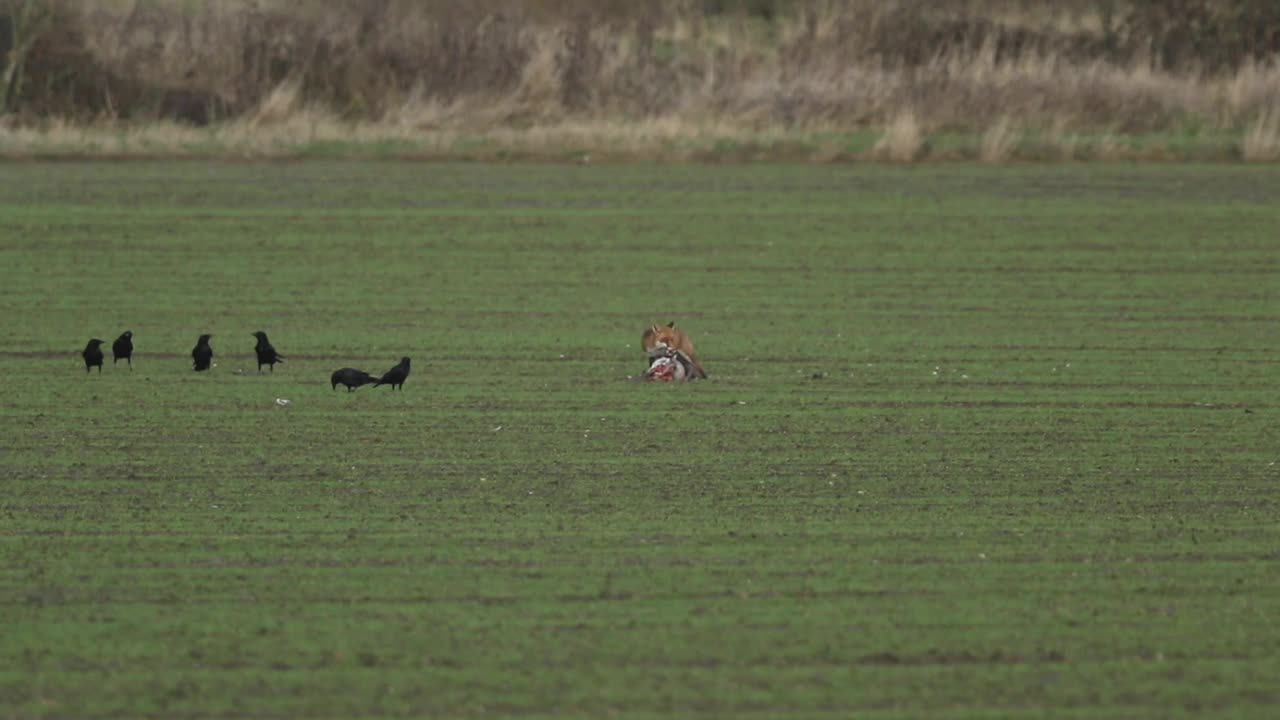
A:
<box><xmin>331</xmin><ymin>367</ymin><xmax>377</xmax><ymax>392</ymax></box>
<box><xmin>82</xmin><ymin>338</ymin><xmax>105</xmax><ymax>373</ymax></box>
<box><xmin>192</xmin><ymin>334</ymin><xmax>214</xmax><ymax>371</ymax></box>
<box><xmin>373</xmin><ymin>357</ymin><xmax>411</xmax><ymax>390</ymax></box>
<box><xmin>251</xmin><ymin>331</ymin><xmax>284</xmax><ymax>372</ymax></box>
<box><xmin>112</xmin><ymin>330</ymin><xmax>133</xmax><ymax>369</ymax></box>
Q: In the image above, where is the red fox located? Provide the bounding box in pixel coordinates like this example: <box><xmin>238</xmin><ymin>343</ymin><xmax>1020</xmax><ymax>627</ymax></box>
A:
<box><xmin>641</xmin><ymin>322</ymin><xmax>707</xmax><ymax>379</ymax></box>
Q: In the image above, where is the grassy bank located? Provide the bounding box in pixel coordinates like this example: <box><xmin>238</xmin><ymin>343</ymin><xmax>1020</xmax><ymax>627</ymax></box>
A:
<box><xmin>1</xmin><ymin>161</ymin><xmax>1277</xmax><ymax>717</ymax></box>
<box><xmin>0</xmin><ymin>115</ymin><xmax>1270</xmax><ymax>162</ymax></box>
<box><xmin>3</xmin><ymin>1</ymin><xmax>1280</xmax><ymax>161</ymax></box>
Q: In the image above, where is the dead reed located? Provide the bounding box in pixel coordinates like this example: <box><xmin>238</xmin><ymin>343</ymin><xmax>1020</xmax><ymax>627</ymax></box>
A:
<box><xmin>2</xmin><ymin>0</ymin><xmax>1279</xmax><ymax>161</ymax></box>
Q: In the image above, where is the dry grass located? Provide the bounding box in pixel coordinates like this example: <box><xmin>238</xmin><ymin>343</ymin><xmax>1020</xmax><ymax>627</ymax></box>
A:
<box><xmin>3</xmin><ymin>0</ymin><xmax>1280</xmax><ymax>161</ymax></box>
<box><xmin>1242</xmin><ymin>111</ymin><xmax>1280</xmax><ymax>161</ymax></box>
<box><xmin>0</xmin><ymin>111</ymin><xmax>820</xmax><ymax>162</ymax></box>
<box><xmin>980</xmin><ymin>116</ymin><xmax>1020</xmax><ymax>163</ymax></box>
<box><xmin>872</xmin><ymin>111</ymin><xmax>925</xmax><ymax>163</ymax></box>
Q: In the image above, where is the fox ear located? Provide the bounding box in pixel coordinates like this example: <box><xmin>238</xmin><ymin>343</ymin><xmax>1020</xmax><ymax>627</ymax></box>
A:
<box><xmin>667</xmin><ymin>321</ymin><xmax>675</xmax><ymax>328</ymax></box>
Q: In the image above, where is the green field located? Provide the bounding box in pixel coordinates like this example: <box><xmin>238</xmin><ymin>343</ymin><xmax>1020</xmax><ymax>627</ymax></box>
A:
<box><xmin>1</xmin><ymin>161</ymin><xmax>1277</xmax><ymax>719</ymax></box>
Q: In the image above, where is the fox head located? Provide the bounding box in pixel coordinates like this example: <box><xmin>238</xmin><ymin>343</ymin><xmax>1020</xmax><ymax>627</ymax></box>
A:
<box><xmin>642</xmin><ymin>322</ymin><xmax>679</xmax><ymax>351</ymax></box>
